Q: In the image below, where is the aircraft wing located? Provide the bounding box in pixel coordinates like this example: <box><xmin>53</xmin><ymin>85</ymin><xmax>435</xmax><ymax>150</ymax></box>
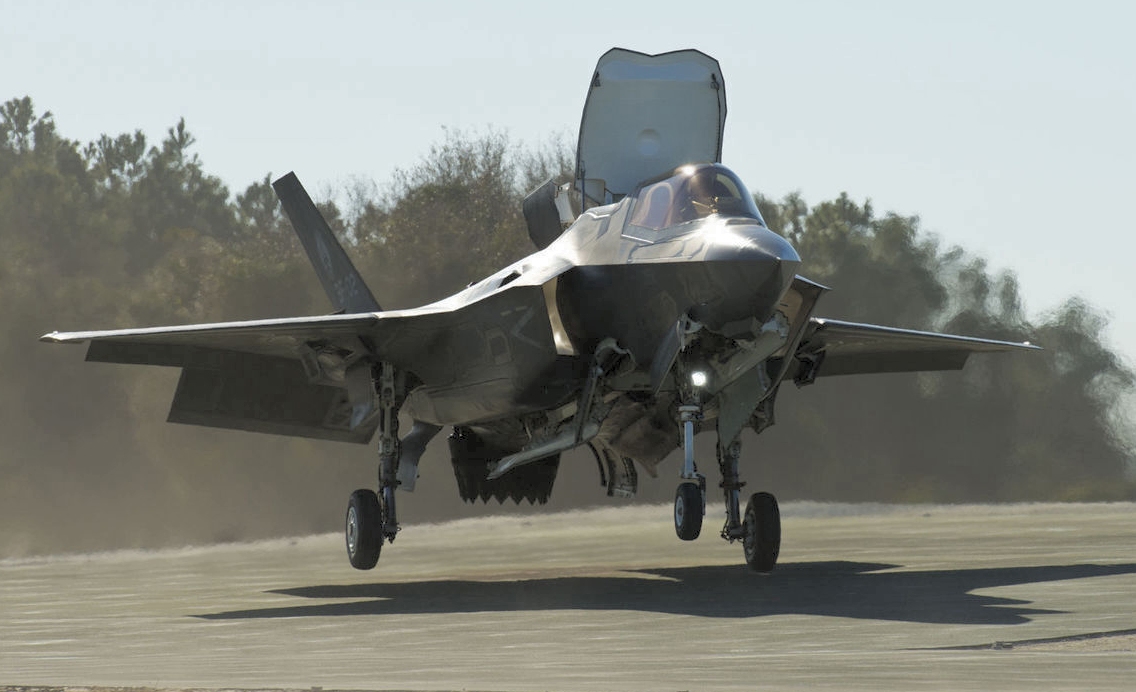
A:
<box><xmin>42</xmin><ymin>313</ymin><xmax>385</xmax><ymax>443</ymax></box>
<box><xmin>41</xmin><ymin>282</ymin><xmax>561</xmax><ymax>443</ymax></box>
<box><xmin>794</xmin><ymin>317</ymin><xmax>1039</xmax><ymax>379</ymax></box>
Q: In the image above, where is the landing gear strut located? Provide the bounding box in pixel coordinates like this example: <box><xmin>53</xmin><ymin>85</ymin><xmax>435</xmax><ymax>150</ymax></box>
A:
<box><xmin>375</xmin><ymin>364</ymin><xmax>403</xmax><ymax>545</ymax></box>
<box><xmin>717</xmin><ymin>438</ymin><xmax>746</xmax><ymax>541</ymax></box>
<box><xmin>724</xmin><ymin>436</ymin><xmax>781</xmax><ymax>572</ymax></box>
<box><xmin>720</xmin><ymin>436</ymin><xmax>780</xmax><ymax>572</ymax></box>
<box><xmin>346</xmin><ymin>362</ymin><xmax>405</xmax><ymax>571</ymax></box>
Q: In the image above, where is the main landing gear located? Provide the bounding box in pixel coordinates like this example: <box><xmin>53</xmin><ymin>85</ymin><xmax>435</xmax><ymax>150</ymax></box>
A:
<box><xmin>346</xmin><ymin>363</ymin><xmax>405</xmax><ymax>571</ymax></box>
<box><xmin>743</xmin><ymin>491</ymin><xmax>780</xmax><ymax>573</ymax></box>
<box><xmin>672</xmin><ymin>402</ymin><xmax>781</xmax><ymax>573</ymax></box>
<box><xmin>346</xmin><ymin>488</ymin><xmax>382</xmax><ymax>570</ymax></box>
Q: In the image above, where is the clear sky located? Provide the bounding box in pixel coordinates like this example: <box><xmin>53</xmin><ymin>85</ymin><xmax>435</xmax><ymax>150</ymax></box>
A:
<box><xmin>4</xmin><ymin>0</ymin><xmax>1135</xmax><ymax>364</ymax></box>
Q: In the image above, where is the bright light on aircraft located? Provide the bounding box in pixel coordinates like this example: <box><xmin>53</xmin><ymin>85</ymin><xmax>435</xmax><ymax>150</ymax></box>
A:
<box><xmin>690</xmin><ymin>370</ymin><xmax>708</xmax><ymax>388</ymax></box>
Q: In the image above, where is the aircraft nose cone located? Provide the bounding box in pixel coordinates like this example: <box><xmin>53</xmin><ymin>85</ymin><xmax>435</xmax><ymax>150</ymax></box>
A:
<box><xmin>690</xmin><ymin>223</ymin><xmax>801</xmax><ymax>328</ymax></box>
<box><xmin>705</xmin><ymin>222</ymin><xmax>800</xmax><ymax>267</ymax></box>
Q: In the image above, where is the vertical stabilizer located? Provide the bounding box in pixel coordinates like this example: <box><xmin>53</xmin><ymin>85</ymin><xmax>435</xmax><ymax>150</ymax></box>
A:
<box><xmin>273</xmin><ymin>172</ymin><xmax>381</xmax><ymax>313</ymax></box>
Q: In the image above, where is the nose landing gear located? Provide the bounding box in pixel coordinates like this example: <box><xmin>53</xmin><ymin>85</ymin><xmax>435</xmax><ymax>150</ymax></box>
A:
<box><xmin>674</xmin><ymin>481</ymin><xmax>705</xmax><ymax>540</ymax></box>
<box><xmin>673</xmin><ymin>404</ymin><xmax>706</xmax><ymax>540</ymax></box>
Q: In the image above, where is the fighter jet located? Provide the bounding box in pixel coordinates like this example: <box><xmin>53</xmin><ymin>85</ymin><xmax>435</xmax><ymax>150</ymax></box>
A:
<box><xmin>42</xmin><ymin>48</ymin><xmax>1037</xmax><ymax>572</ymax></box>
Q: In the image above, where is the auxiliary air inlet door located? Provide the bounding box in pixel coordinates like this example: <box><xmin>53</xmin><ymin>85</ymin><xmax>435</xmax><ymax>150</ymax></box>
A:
<box><xmin>575</xmin><ymin>48</ymin><xmax>726</xmax><ymax>204</ymax></box>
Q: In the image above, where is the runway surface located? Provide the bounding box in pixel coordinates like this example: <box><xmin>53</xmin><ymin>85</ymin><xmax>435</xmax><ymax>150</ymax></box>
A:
<box><xmin>2</xmin><ymin>502</ymin><xmax>1136</xmax><ymax>691</ymax></box>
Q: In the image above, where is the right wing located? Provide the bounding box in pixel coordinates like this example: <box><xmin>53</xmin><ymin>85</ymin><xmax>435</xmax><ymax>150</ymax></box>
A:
<box><xmin>41</xmin><ymin>313</ymin><xmax>381</xmax><ymax>366</ymax></box>
<box><xmin>794</xmin><ymin>317</ymin><xmax>1039</xmax><ymax>381</ymax></box>
<box><xmin>41</xmin><ymin>282</ymin><xmax>559</xmax><ymax>443</ymax></box>
<box><xmin>41</xmin><ymin>168</ymin><xmax>557</xmax><ymax>444</ymax></box>
<box><xmin>42</xmin><ymin>313</ymin><xmax>386</xmax><ymax>443</ymax></box>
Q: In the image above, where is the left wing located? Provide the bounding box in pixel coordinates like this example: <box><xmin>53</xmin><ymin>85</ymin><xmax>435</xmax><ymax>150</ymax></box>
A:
<box><xmin>793</xmin><ymin>317</ymin><xmax>1039</xmax><ymax>381</ymax></box>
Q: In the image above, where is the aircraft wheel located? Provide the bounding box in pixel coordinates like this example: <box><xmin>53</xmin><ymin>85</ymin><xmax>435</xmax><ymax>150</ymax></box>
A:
<box><xmin>346</xmin><ymin>489</ymin><xmax>383</xmax><ymax>570</ymax></box>
<box><xmin>743</xmin><ymin>492</ymin><xmax>780</xmax><ymax>573</ymax></box>
<box><xmin>674</xmin><ymin>482</ymin><xmax>703</xmax><ymax>541</ymax></box>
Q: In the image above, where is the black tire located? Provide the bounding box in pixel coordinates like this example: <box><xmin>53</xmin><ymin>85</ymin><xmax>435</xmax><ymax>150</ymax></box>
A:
<box><xmin>674</xmin><ymin>482</ymin><xmax>703</xmax><ymax>541</ymax></box>
<box><xmin>743</xmin><ymin>491</ymin><xmax>780</xmax><ymax>573</ymax></box>
<box><xmin>346</xmin><ymin>489</ymin><xmax>382</xmax><ymax>570</ymax></box>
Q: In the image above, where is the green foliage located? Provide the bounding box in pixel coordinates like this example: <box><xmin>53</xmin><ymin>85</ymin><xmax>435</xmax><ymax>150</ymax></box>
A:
<box><xmin>0</xmin><ymin>97</ymin><xmax>1132</xmax><ymax>557</ymax></box>
<box><xmin>755</xmin><ymin>192</ymin><xmax>1136</xmax><ymax>502</ymax></box>
<box><xmin>350</xmin><ymin>127</ymin><xmax>569</xmax><ymax>306</ymax></box>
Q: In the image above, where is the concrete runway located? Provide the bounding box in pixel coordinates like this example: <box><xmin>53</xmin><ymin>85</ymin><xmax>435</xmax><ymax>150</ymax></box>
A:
<box><xmin>2</xmin><ymin>502</ymin><xmax>1135</xmax><ymax>691</ymax></box>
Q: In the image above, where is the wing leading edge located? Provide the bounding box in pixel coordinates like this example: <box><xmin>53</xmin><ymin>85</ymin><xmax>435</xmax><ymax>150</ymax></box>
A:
<box><xmin>795</xmin><ymin>317</ymin><xmax>1039</xmax><ymax>379</ymax></box>
<box><xmin>40</xmin><ymin>313</ymin><xmax>381</xmax><ymax>363</ymax></box>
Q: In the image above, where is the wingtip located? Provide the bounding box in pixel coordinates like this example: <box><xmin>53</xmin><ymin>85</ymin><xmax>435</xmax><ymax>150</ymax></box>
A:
<box><xmin>40</xmin><ymin>331</ymin><xmax>85</xmax><ymax>344</ymax></box>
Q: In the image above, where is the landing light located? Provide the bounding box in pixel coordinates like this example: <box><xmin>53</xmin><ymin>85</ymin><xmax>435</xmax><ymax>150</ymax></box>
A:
<box><xmin>690</xmin><ymin>371</ymin><xmax>708</xmax><ymax>388</ymax></box>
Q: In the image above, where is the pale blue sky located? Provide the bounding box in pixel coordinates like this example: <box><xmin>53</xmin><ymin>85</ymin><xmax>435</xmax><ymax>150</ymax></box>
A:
<box><xmin>4</xmin><ymin>1</ymin><xmax>1134</xmax><ymax>364</ymax></box>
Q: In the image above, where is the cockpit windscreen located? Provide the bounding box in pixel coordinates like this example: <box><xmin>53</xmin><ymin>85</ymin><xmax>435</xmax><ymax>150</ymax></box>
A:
<box><xmin>627</xmin><ymin>164</ymin><xmax>766</xmax><ymax>232</ymax></box>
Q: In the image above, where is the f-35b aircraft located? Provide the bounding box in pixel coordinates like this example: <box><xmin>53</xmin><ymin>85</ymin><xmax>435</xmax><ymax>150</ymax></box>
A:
<box><xmin>43</xmin><ymin>49</ymin><xmax>1036</xmax><ymax>572</ymax></box>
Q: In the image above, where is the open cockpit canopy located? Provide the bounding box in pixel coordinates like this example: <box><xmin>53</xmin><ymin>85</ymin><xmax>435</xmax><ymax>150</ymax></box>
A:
<box><xmin>627</xmin><ymin>163</ymin><xmax>766</xmax><ymax>232</ymax></box>
<box><xmin>576</xmin><ymin>48</ymin><xmax>726</xmax><ymax>207</ymax></box>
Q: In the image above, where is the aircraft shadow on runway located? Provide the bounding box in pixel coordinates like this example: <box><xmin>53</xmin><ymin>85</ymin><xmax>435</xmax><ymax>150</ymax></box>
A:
<box><xmin>196</xmin><ymin>561</ymin><xmax>1136</xmax><ymax>626</ymax></box>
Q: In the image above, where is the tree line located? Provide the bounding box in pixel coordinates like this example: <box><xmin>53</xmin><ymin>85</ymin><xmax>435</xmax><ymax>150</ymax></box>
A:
<box><xmin>0</xmin><ymin>97</ymin><xmax>1131</xmax><ymax>557</ymax></box>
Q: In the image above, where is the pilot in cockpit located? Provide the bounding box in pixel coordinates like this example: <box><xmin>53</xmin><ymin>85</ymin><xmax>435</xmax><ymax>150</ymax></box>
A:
<box><xmin>628</xmin><ymin>164</ymin><xmax>765</xmax><ymax>232</ymax></box>
<box><xmin>677</xmin><ymin>168</ymin><xmax>750</xmax><ymax>222</ymax></box>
